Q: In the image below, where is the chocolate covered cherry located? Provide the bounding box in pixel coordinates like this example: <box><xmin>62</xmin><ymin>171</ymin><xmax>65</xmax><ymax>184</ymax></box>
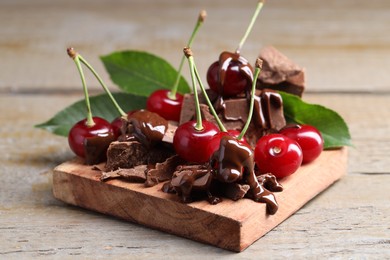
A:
<box><xmin>207</xmin><ymin>52</ymin><xmax>253</xmax><ymax>97</ymax></box>
<box><xmin>68</xmin><ymin>117</ymin><xmax>114</xmax><ymax>158</ymax></box>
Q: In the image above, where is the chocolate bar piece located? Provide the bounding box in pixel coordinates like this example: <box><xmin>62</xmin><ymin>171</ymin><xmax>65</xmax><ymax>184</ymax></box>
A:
<box><xmin>257</xmin><ymin>46</ymin><xmax>305</xmax><ymax>97</ymax></box>
<box><xmin>105</xmin><ymin>141</ymin><xmax>174</xmax><ymax>171</ymax></box>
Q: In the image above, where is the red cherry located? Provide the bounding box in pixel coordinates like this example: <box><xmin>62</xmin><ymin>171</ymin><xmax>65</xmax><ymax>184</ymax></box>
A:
<box><xmin>279</xmin><ymin>124</ymin><xmax>324</xmax><ymax>164</ymax></box>
<box><xmin>68</xmin><ymin>117</ymin><xmax>114</xmax><ymax>158</ymax></box>
<box><xmin>146</xmin><ymin>89</ymin><xmax>184</xmax><ymax>122</ymax></box>
<box><xmin>173</xmin><ymin>120</ymin><xmax>219</xmax><ymax>163</ymax></box>
<box><xmin>206</xmin><ymin>53</ymin><xmax>253</xmax><ymax>97</ymax></box>
<box><xmin>110</xmin><ymin>117</ymin><xmax>123</xmax><ymax>138</ymax></box>
<box><xmin>254</xmin><ymin>134</ymin><xmax>303</xmax><ymax>179</ymax></box>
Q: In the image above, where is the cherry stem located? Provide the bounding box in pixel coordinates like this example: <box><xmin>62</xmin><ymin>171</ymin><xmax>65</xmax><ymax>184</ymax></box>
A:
<box><xmin>169</xmin><ymin>10</ymin><xmax>206</xmax><ymax>100</ymax></box>
<box><xmin>77</xmin><ymin>54</ymin><xmax>127</xmax><ymax>118</ymax></box>
<box><xmin>67</xmin><ymin>48</ymin><xmax>95</xmax><ymax>128</ymax></box>
<box><xmin>235</xmin><ymin>0</ymin><xmax>264</xmax><ymax>54</ymax></box>
<box><xmin>184</xmin><ymin>47</ymin><xmax>203</xmax><ymax>131</ymax></box>
<box><xmin>238</xmin><ymin>58</ymin><xmax>263</xmax><ymax>140</ymax></box>
<box><xmin>193</xmin><ymin>63</ymin><xmax>227</xmax><ymax>132</ymax></box>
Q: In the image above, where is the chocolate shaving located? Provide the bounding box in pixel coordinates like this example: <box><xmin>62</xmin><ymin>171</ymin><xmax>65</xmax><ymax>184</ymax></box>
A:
<box><xmin>257</xmin><ymin>46</ymin><xmax>305</xmax><ymax>97</ymax></box>
<box><xmin>100</xmin><ymin>165</ymin><xmax>148</xmax><ymax>182</ymax></box>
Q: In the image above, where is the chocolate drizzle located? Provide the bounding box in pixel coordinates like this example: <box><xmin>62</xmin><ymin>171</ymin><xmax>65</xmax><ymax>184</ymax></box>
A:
<box><xmin>209</xmin><ymin>135</ymin><xmax>280</xmax><ymax>214</ymax></box>
<box><xmin>119</xmin><ymin>109</ymin><xmax>168</xmax><ymax>146</ymax></box>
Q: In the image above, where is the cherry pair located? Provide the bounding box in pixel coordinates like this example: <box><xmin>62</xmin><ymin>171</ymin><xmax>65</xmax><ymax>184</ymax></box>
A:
<box><xmin>67</xmin><ymin>48</ymin><xmax>127</xmax><ymax>159</ymax></box>
<box><xmin>254</xmin><ymin>125</ymin><xmax>324</xmax><ymax>178</ymax></box>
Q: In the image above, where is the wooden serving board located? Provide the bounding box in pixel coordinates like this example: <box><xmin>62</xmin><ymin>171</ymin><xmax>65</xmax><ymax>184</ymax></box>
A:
<box><xmin>52</xmin><ymin>148</ymin><xmax>348</xmax><ymax>252</ymax></box>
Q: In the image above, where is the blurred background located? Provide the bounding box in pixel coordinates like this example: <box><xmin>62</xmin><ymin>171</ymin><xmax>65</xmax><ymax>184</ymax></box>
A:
<box><xmin>1</xmin><ymin>0</ymin><xmax>389</xmax><ymax>94</ymax></box>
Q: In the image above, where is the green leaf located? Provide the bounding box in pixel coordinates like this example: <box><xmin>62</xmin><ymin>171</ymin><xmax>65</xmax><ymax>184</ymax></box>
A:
<box><xmin>101</xmin><ymin>50</ymin><xmax>191</xmax><ymax>96</ymax></box>
<box><xmin>279</xmin><ymin>91</ymin><xmax>352</xmax><ymax>149</ymax></box>
<box><xmin>35</xmin><ymin>93</ymin><xmax>146</xmax><ymax>136</ymax></box>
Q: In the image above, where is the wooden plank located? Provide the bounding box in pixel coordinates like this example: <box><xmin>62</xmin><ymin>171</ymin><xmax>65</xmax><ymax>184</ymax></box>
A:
<box><xmin>52</xmin><ymin>148</ymin><xmax>347</xmax><ymax>252</ymax></box>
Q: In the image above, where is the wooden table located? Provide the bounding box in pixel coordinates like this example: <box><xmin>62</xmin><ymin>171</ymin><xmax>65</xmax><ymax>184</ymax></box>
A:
<box><xmin>1</xmin><ymin>0</ymin><xmax>389</xmax><ymax>258</ymax></box>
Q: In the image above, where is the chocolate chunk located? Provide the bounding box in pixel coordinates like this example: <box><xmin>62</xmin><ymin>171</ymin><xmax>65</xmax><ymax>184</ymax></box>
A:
<box><xmin>105</xmin><ymin>141</ymin><xmax>174</xmax><ymax>171</ymax></box>
<box><xmin>257</xmin><ymin>46</ymin><xmax>305</xmax><ymax>97</ymax></box>
<box><xmin>169</xmin><ymin>164</ymin><xmax>213</xmax><ymax>203</ymax></box>
<box><xmin>84</xmin><ymin>132</ymin><xmax>116</xmax><ymax>165</ymax></box>
<box><xmin>145</xmin><ymin>155</ymin><xmax>186</xmax><ymax>187</ymax></box>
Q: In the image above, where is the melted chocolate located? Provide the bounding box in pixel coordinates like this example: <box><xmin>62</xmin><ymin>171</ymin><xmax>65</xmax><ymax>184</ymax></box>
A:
<box><xmin>120</xmin><ymin>109</ymin><xmax>168</xmax><ymax>146</ymax></box>
<box><xmin>217</xmin><ymin>51</ymin><xmax>253</xmax><ymax>95</ymax></box>
<box><xmin>214</xmin><ymin>51</ymin><xmax>253</xmax><ymax>121</ymax></box>
<box><xmin>210</xmin><ymin>135</ymin><xmax>253</xmax><ymax>183</ymax></box>
<box><xmin>210</xmin><ymin>135</ymin><xmax>280</xmax><ymax>214</ymax></box>
<box><xmin>84</xmin><ymin>132</ymin><xmax>116</xmax><ymax>165</ymax></box>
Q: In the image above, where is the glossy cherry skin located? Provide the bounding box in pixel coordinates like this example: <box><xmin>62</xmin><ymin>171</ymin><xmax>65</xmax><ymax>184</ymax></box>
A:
<box><xmin>254</xmin><ymin>134</ymin><xmax>303</xmax><ymax>179</ymax></box>
<box><xmin>146</xmin><ymin>89</ymin><xmax>184</xmax><ymax>122</ymax></box>
<box><xmin>173</xmin><ymin>120</ymin><xmax>219</xmax><ymax>163</ymax></box>
<box><xmin>279</xmin><ymin>124</ymin><xmax>324</xmax><ymax>164</ymax></box>
<box><xmin>207</xmin><ymin>59</ymin><xmax>253</xmax><ymax>97</ymax></box>
<box><xmin>206</xmin><ymin>130</ymin><xmax>249</xmax><ymax>157</ymax></box>
<box><xmin>68</xmin><ymin>117</ymin><xmax>114</xmax><ymax>158</ymax></box>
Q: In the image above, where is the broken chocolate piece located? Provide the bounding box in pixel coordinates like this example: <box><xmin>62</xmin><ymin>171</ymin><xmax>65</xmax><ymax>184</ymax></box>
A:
<box><xmin>257</xmin><ymin>46</ymin><xmax>305</xmax><ymax>97</ymax></box>
<box><xmin>145</xmin><ymin>155</ymin><xmax>186</xmax><ymax>187</ymax></box>
<box><xmin>170</xmin><ymin>164</ymin><xmax>213</xmax><ymax>203</ymax></box>
<box><xmin>105</xmin><ymin>140</ymin><xmax>174</xmax><ymax>171</ymax></box>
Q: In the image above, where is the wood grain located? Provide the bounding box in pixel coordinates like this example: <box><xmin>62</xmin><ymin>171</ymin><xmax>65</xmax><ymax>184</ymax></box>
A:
<box><xmin>1</xmin><ymin>0</ymin><xmax>390</xmax><ymax>93</ymax></box>
<box><xmin>52</xmin><ymin>148</ymin><xmax>347</xmax><ymax>252</ymax></box>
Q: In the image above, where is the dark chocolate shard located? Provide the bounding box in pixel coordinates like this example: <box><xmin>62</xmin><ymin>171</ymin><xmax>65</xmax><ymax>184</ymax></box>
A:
<box><xmin>257</xmin><ymin>46</ymin><xmax>305</xmax><ymax>97</ymax></box>
<box><xmin>145</xmin><ymin>155</ymin><xmax>186</xmax><ymax>187</ymax></box>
